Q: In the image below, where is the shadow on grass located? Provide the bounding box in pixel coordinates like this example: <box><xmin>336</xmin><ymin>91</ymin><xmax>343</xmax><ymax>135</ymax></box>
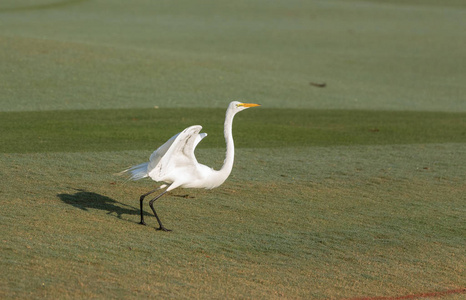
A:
<box><xmin>57</xmin><ymin>188</ymin><xmax>150</xmax><ymax>222</ymax></box>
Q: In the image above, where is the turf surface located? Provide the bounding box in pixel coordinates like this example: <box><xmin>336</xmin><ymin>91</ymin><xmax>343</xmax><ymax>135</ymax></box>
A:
<box><xmin>1</xmin><ymin>144</ymin><xmax>465</xmax><ymax>298</ymax></box>
<box><xmin>1</xmin><ymin>0</ymin><xmax>465</xmax><ymax>299</ymax></box>
<box><xmin>1</xmin><ymin>0</ymin><xmax>466</xmax><ymax>112</ymax></box>
<box><xmin>1</xmin><ymin>108</ymin><xmax>465</xmax><ymax>153</ymax></box>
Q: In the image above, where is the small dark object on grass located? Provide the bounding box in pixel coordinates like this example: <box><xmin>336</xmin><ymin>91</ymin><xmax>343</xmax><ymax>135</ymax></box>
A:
<box><xmin>310</xmin><ymin>82</ymin><xmax>327</xmax><ymax>88</ymax></box>
<box><xmin>174</xmin><ymin>194</ymin><xmax>195</xmax><ymax>199</ymax></box>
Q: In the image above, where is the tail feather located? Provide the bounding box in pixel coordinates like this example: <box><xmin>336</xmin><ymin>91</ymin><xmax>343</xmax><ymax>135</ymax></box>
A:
<box><xmin>118</xmin><ymin>162</ymin><xmax>149</xmax><ymax>181</ymax></box>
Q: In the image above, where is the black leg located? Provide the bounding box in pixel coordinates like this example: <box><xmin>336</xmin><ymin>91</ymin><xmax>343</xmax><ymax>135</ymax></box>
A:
<box><xmin>148</xmin><ymin>191</ymin><xmax>171</xmax><ymax>231</ymax></box>
<box><xmin>139</xmin><ymin>188</ymin><xmax>160</xmax><ymax>225</ymax></box>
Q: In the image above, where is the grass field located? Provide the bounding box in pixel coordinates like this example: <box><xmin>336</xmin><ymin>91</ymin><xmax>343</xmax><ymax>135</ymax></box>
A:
<box><xmin>1</xmin><ymin>0</ymin><xmax>465</xmax><ymax>299</ymax></box>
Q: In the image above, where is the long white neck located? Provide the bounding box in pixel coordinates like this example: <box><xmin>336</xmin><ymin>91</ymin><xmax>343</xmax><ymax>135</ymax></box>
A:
<box><xmin>216</xmin><ymin>108</ymin><xmax>236</xmax><ymax>183</ymax></box>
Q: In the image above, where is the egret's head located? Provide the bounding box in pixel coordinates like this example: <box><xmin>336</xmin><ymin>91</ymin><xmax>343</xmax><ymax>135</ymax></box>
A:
<box><xmin>229</xmin><ymin>101</ymin><xmax>261</xmax><ymax>113</ymax></box>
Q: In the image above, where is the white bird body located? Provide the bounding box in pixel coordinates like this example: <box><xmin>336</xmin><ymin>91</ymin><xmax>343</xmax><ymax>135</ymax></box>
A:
<box><xmin>121</xmin><ymin>101</ymin><xmax>260</xmax><ymax>231</ymax></box>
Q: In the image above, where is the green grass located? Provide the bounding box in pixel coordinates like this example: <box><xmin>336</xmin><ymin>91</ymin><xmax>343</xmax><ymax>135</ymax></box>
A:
<box><xmin>1</xmin><ymin>0</ymin><xmax>466</xmax><ymax>298</ymax></box>
<box><xmin>1</xmin><ymin>0</ymin><xmax>466</xmax><ymax>112</ymax></box>
<box><xmin>1</xmin><ymin>108</ymin><xmax>465</xmax><ymax>153</ymax></box>
<box><xmin>1</xmin><ymin>144</ymin><xmax>465</xmax><ymax>298</ymax></box>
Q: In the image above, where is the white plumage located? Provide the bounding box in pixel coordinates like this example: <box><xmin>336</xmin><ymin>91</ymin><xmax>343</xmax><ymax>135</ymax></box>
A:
<box><xmin>120</xmin><ymin>101</ymin><xmax>260</xmax><ymax>231</ymax></box>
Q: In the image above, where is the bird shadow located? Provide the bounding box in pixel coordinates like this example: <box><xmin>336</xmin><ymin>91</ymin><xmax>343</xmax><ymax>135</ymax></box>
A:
<box><xmin>57</xmin><ymin>188</ymin><xmax>150</xmax><ymax>222</ymax></box>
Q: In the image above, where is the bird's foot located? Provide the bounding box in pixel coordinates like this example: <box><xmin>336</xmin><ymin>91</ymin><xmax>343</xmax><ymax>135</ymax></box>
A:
<box><xmin>139</xmin><ymin>221</ymin><xmax>147</xmax><ymax>226</ymax></box>
<box><xmin>156</xmin><ymin>226</ymin><xmax>172</xmax><ymax>232</ymax></box>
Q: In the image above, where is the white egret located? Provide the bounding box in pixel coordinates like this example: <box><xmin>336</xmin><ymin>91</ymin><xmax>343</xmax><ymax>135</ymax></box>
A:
<box><xmin>120</xmin><ymin>101</ymin><xmax>260</xmax><ymax>231</ymax></box>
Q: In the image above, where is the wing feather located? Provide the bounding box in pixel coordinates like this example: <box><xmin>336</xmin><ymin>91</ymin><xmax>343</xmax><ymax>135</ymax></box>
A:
<box><xmin>148</xmin><ymin>125</ymin><xmax>207</xmax><ymax>181</ymax></box>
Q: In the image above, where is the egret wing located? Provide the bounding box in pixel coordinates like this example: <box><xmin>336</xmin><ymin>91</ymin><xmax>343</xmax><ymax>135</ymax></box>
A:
<box><xmin>119</xmin><ymin>133</ymin><xmax>180</xmax><ymax>181</ymax></box>
<box><xmin>148</xmin><ymin>125</ymin><xmax>207</xmax><ymax>181</ymax></box>
<box><xmin>194</xmin><ymin>132</ymin><xmax>208</xmax><ymax>149</ymax></box>
<box><xmin>148</xmin><ymin>132</ymin><xmax>180</xmax><ymax>166</ymax></box>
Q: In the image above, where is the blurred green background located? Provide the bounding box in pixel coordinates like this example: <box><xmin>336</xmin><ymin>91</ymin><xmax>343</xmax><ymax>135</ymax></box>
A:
<box><xmin>1</xmin><ymin>0</ymin><xmax>465</xmax><ymax>111</ymax></box>
<box><xmin>1</xmin><ymin>1</ymin><xmax>465</xmax><ymax>299</ymax></box>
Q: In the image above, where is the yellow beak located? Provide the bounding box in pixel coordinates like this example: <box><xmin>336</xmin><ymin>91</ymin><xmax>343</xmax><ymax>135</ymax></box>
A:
<box><xmin>240</xmin><ymin>103</ymin><xmax>261</xmax><ymax>108</ymax></box>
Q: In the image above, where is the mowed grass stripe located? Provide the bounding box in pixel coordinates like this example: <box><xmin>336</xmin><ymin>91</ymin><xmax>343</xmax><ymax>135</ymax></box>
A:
<box><xmin>1</xmin><ymin>108</ymin><xmax>465</xmax><ymax>153</ymax></box>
